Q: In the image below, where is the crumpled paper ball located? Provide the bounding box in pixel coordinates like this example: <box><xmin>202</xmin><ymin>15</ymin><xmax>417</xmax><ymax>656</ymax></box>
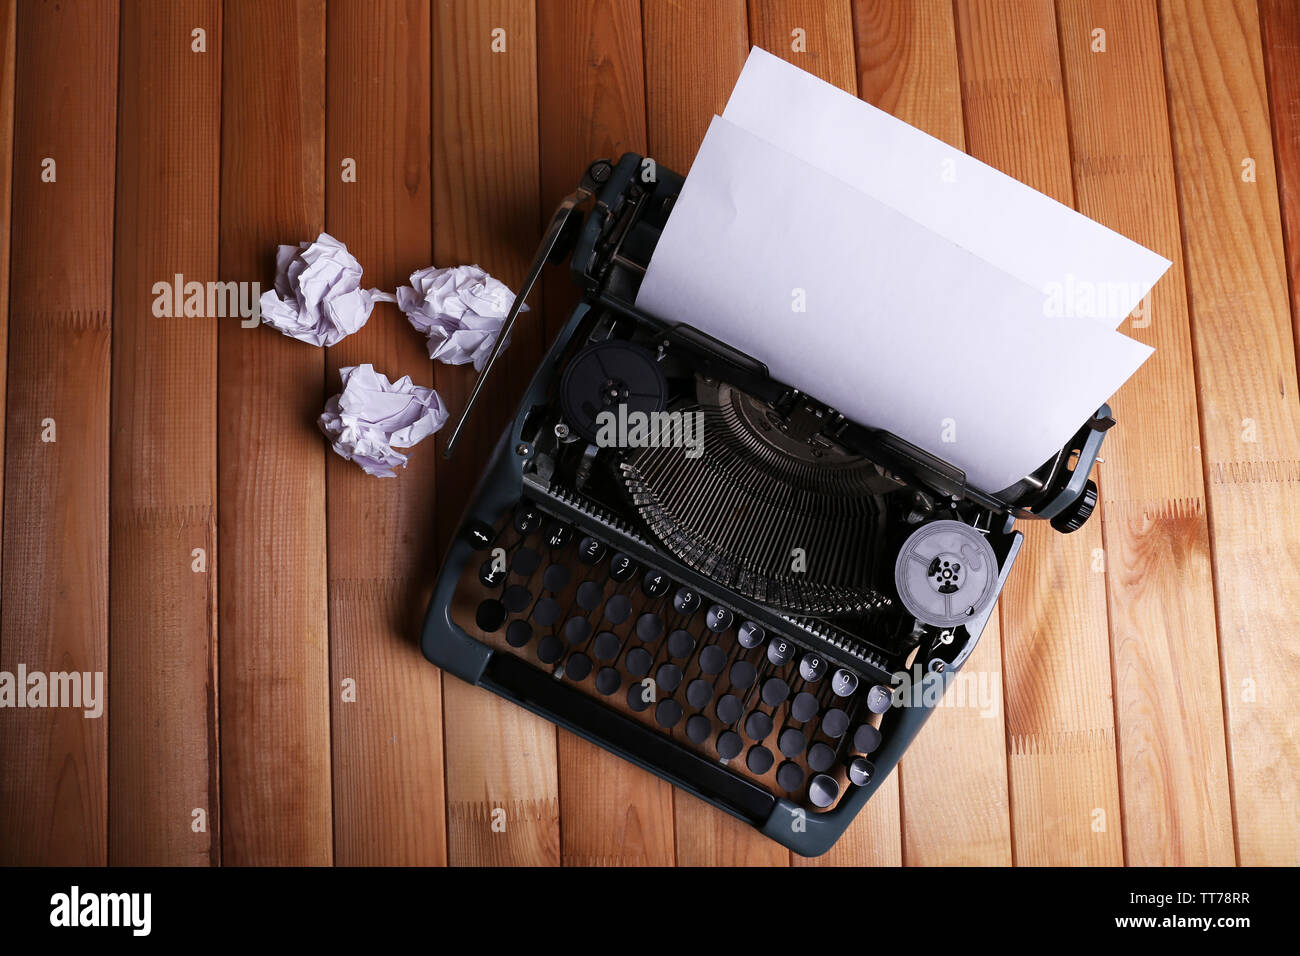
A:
<box><xmin>395</xmin><ymin>264</ymin><xmax>525</xmax><ymax>371</ymax></box>
<box><xmin>318</xmin><ymin>364</ymin><xmax>449</xmax><ymax>477</ymax></box>
<box><xmin>260</xmin><ymin>233</ymin><xmax>396</xmax><ymax>346</ymax></box>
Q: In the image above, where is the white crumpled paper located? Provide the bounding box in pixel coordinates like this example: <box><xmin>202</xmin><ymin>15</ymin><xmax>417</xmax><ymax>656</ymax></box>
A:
<box><xmin>260</xmin><ymin>233</ymin><xmax>397</xmax><ymax>346</ymax></box>
<box><xmin>396</xmin><ymin>264</ymin><xmax>525</xmax><ymax>370</ymax></box>
<box><xmin>318</xmin><ymin>364</ymin><xmax>449</xmax><ymax>477</ymax></box>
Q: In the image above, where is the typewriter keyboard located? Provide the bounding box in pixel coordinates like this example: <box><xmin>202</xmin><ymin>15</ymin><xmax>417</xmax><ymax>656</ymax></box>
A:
<box><xmin>449</xmin><ymin>501</ymin><xmax>891</xmax><ymax>813</ymax></box>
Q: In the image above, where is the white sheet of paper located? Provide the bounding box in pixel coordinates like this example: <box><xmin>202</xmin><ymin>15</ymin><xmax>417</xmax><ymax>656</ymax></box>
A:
<box><xmin>636</xmin><ymin>115</ymin><xmax>1156</xmax><ymax>492</ymax></box>
<box><xmin>721</xmin><ymin>48</ymin><xmax>1170</xmax><ymax>326</ymax></box>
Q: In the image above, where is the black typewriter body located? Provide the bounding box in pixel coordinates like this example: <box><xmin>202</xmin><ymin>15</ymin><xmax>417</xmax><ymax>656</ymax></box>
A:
<box><xmin>421</xmin><ymin>154</ymin><xmax>1109</xmax><ymax>856</ymax></box>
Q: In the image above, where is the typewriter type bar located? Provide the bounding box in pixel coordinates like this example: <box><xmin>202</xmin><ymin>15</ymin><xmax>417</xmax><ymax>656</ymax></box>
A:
<box><xmin>422</xmin><ymin>154</ymin><xmax>1103</xmax><ymax>856</ymax></box>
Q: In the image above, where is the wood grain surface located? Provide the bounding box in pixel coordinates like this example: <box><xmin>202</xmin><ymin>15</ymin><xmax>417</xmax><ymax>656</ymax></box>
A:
<box><xmin>0</xmin><ymin>0</ymin><xmax>1295</xmax><ymax>866</ymax></box>
<box><xmin>0</xmin><ymin>0</ymin><xmax>117</xmax><ymax>866</ymax></box>
<box><xmin>0</xmin><ymin>0</ymin><xmax>12</xmax><ymax>614</ymax></box>
<box><xmin>1057</xmin><ymin>0</ymin><xmax>1233</xmax><ymax>867</ymax></box>
<box><xmin>1161</xmin><ymin>0</ymin><xmax>1300</xmax><ymax>866</ymax></box>
<box><xmin>324</xmin><ymin>0</ymin><xmax>446</xmax><ymax>867</ymax></box>
<box><xmin>434</xmin><ymin>0</ymin><xmax>560</xmax><ymax>867</ymax></box>
<box><xmin>954</xmin><ymin>0</ymin><xmax>1123</xmax><ymax>866</ymax></box>
<box><xmin>109</xmin><ymin>0</ymin><xmax>222</xmax><ymax>867</ymax></box>
<box><xmin>217</xmin><ymin>0</ymin><xmax>332</xmax><ymax>866</ymax></box>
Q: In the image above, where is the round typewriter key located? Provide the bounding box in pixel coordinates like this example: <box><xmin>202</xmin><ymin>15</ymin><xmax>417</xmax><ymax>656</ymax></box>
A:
<box><xmin>541</xmin><ymin>564</ymin><xmax>570</xmax><ymax>594</ymax></box>
<box><xmin>577</xmin><ymin>536</ymin><xmax>606</xmax><ymax>564</ymax></box>
<box><xmin>565</xmin><ymin>653</ymin><xmax>593</xmax><ymax>681</ymax></box>
<box><xmin>512</xmin><ymin>503</ymin><xmax>543</xmax><ymax>535</ymax></box>
<box><xmin>716</xmin><ymin>731</ymin><xmax>743</xmax><ymax>760</ymax></box>
<box><xmin>475</xmin><ymin>599</ymin><xmax>506</xmax><ymax>632</ymax></box>
<box><xmin>592</xmin><ymin>631</ymin><xmax>621</xmax><ymax>662</ymax></box>
<box><xmin>791</xmin><ymin>691</ymin><xmax>820</xmax><ymax>723</ymax></box>
<box><xmin>686</xmin><ymin>679</ymin><xmax>713</xmax><ymax>709</ymax></box>
<box><xmin>807</xmin><ymin>742</ymin><xmax>835</xmax><ymax>773</ymax></box>
<box><xmin>626</xmin><ymin>682</ymin><xmax>650</xmax><ymax>712</ymax></box>
<box><xmin>716</xmin><ymin>694</ymin><xmax>742</xmax><ymax>725</ymax></box>
<box><xmin>604</xmin><ymin>594</ymin><xmax>632</xmax><ymax>625</ymax></box>
<box><xmin>729</xmin><ymin>660</ymin><xmax>757</xmax><ymax>690</ymax></box>
<box><xmin>609</xmin><ymin>552</ymin><xmax>637</xmax><ymax>581</ymax></box>
<box><xmin>576</xmin><ymin>580</ymin><xmax>604</xmax><ymax>612</ymax></box>
<box><xmin>767</xmin><ymin>637</ymin><xmax>795</xmax><ymax>667</ymax></box>
<box><xmin>478</xmin><ymin>559</ymin><xmax>507</xmax><ymax>588</ymax></box>
<box><xmin>503</xmin><ymin>585</ymin><xmax>532</xmax><ymax>613</ymax></box>
<box><xmin>853</xmin><ymin>724</ymin><xmax>882</xmax><ymax>754</ymax></box>
<box><xmin>533</xmin><ymin>598</ymin><xmax>561</xmax><ymax>628</ymax></box>
<box><xmin>635</xmin><ymin>612</ymin><xmax>664</xmax><ymax>643</ymax></box>
<box><xmin>563</xmin><ymin>616</ymin><xmax>591</xmax><ymax>645</ymax></box>
<box><xmin>595</xmin><ymin>667</ymin><xmax>621</xmax><ymax>696</ymax></box>
<box><xmin>544</xmin><ymin>522</ymin><xmax>572</xmax><ymax>550</ymax></box>
<box><xmin>744</xmin><ymin>710</ymin><xmax>774</xmax><ymax>741</ymax></box>
<box><xmin>505</xmin><ymin>619</ymin><xmax>532</xmax><ymax>648</ymax></box>
<box><xmin>656</xmin><ymin>698</ymin><xmax>683</xmax><ymax>729</ymax></box>
<box><xmin>831</xmin><ymin>668</ymin><xmax>859</xmax><ymax>698</ymax></box>
<box><xmin>642</xmin><ymin>569</ymin><xmax>671</xmax><ymax>597</ymax></box>
<box><xmin>848</xmin><ymin>757</ymin><xmax>875</xmax><ymax>787</ymax></box>
<box><xmin>821</xmin><ymin>708</ymin><xmax>849</xmax><ymax>739</ymax></box>
<box><xmin>799</xmin><ymin>654</ymin><xmax>826</xmax><ymax>683</ymax></box>
<box><xmin>866</xmin><ymin>684</ymin><xmax>893</xmax><ymax>714</ymax></box>
<box><xmin>808</xmin><ymin>774</ymin><xmax>840</xmax><ymax>809</ymax></box>
<box><xmin>705</xmin><ymin>605</ymin><xmax>733</xmax><ymax>633</ymax></box>
<box><xmin>667</xmin><ymin>629</ymin><xmax>695</xmax><ymax>659</ymax></box>
<box><xmin>510</xmin><ymin>547</ymin><xmax>541</xmax><ymax>577</ymax></box>
<box><xmin>686</xmin><ymin>714</ymin><xmax>712</xmax><ymax>744</ymax></box>
<box><xmin>656</xmin><ymin>663</ymin><xmax>683</xmax><ymax>693</ymax></box>
<box><xmin>776</xmin><ymin>761</ymin><xmax>805</xmax><ymax>792</ymax></box>
<box><xmin>737</xmin><ymin>620</ymin><xmax>765</xmax><ymax>648</ymax></box>
<box><xmin>673</xmin><ymin>587</ymin><xmax>702</xmax><ymax>615</ymax></box>
<box><xmin>761</xmin><ymin>677</ymin><xmax>790</xmax><ymax>707</ymax></box>
<box><xmin>699</xmin><ymin>645</ymin><xmax>727</xmax><ymax>675</ymax></box>
<box><xmin>625</xmin><ymin>647</ymin><xmax>653</xmax><ymax>678</ymax></box>
<box><xmin>746</xmin><ymin>746</ymin><xmax>775</xmax><ymax>775</ymax></box>
<box><xmin>537</xmin><ymin>635</ymin><xmax>563</xmax><ymax>664</ymax></box>
<box><xmin>462</xmin><ymin>519</ymin><xmax>495</xmax><ymax>549</ymax></box>
<box><xmin>778</xmin><ymin>728</ymin><xmax>806</xmax><ymax>758</ymax></box>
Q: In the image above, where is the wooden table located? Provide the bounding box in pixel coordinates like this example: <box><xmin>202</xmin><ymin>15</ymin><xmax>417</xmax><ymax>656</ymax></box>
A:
<box><xmin>1</xmin><ymin>0</ymin><xmax>1297</xmax><ymax>866</ymax></box>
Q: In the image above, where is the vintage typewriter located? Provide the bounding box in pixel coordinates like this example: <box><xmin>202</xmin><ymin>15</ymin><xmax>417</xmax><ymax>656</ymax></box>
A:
<box><xmin>421</xmin><ymin>155</ymin><xmax>1109</xmax><ymax>856</ymax></box>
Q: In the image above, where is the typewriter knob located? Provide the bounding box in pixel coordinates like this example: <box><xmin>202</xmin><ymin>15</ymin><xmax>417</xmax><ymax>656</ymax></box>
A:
<box><xmin>1049</xmin><ymin>479</ymin><xmax>1098</xmax><ymax>534</ymax></box>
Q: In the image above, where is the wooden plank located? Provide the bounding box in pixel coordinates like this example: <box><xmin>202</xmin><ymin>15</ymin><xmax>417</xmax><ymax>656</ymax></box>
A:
<box><xmin>853</xmin><ymin>0</ymin><xmax>1013</xmax><ymax>867</ymax></box>
<box><xmin>0</xmin><ymin>0</ymin><xmax>13</xmax><ymax>608</ymax></box>
<box><xmin>954</xmin><ymin>0</ymin><xmax>1123</xmax><ymax>865</ymax></box>
<box><xmin>1260</xmin><ymin>1</ymin><xmax>1300</xmax><ymax>366</ymax></box>
<box><xmin>0</xmin><ymin>0</ymin><xmax>116</xmax><ymax>867</ymax></box>
<box><xmin>1056</xmin><ymin>0</ymin><xmax>1234</xmax><ymax>866</ymax></box>
<box><xmin>536</xmin><ymin>0</ymin><xmax>676</xmax><ymax>868</ymax></box>
<box><xmin>108</xmin><ymin>0</ymin><xmax>222</xmax><ymax>866</ymax></box>
<box><xmin>217</xmin><ymin>0</ymin><xmax>332</xmax><ymax>866</ymax></box>
<box><xmin>323</xmin><ymin>0</ymin><xmax>446</xmax><ymax>866</ymax></box>
<box><xmin>1161</xmin><ymin>0</ymin><xmax>1300</xmax><ymax>865</ymax></box>
<box><xmin>640</xmin><ymin>0</ymin><xmax>756</xmax><ymax>867</ymax></box>
<box><xmin>747</xmin><ymin>0</ymin><xmax>899</xmax><ymax>868</ymax></box>
<box><xmin>643</xmin><ymin>0</ymin><xmax>749</xmax><ymax>172</ymax></box>
<box><xmin>432</xmin><ymin>0</ymin><xmax>560</xmax><ymax>866</ymax></box>
<box><xmin>537</xmin><ymin>0</ymin><xmax>649</xmax><ymax>349</ymax></box>
<box><xmin>748</xmin><ymin>0</ymin><xmax>856</xmax><ymax>91</ymax></box>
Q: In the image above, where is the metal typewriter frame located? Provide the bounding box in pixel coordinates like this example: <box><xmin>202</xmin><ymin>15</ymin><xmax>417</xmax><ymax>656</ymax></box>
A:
<box><xmin>422</xmin><ymin>154</ymin><xmax>1109</xmax><ymax>856</ymax></box>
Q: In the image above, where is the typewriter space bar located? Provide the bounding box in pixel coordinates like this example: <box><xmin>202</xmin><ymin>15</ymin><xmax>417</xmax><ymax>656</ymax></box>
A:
<box><xmin>483</xmin><ymin>653</ymin><xmax>776</xmax><ymax>823</ymax></box>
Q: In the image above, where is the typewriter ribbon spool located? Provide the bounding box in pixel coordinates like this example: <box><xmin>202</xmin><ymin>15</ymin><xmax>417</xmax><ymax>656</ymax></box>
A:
<box><xmin>893</xmin><ymin>519</ymin><xmax>999</xmax><ymax>628</ymax></box>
